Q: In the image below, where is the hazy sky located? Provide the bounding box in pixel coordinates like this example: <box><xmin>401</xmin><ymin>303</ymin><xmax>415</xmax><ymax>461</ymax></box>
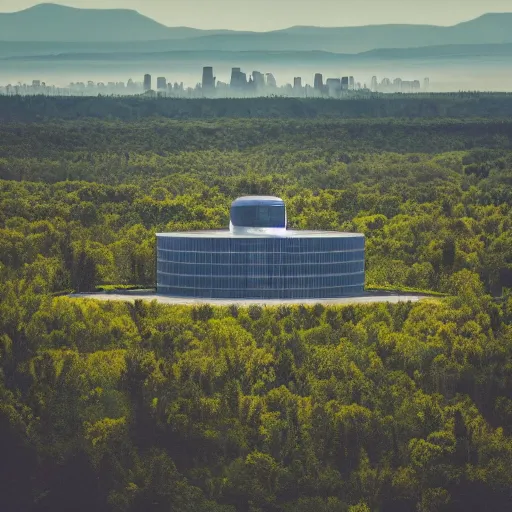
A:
<box><xmin>3</xmin><ymin>0</ymin><xmax>512</xmax><ymax>30</ymax></box>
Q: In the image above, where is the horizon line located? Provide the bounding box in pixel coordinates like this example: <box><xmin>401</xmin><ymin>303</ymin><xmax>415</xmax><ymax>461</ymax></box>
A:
<box><xmin>0</xmin><ymin>3</ymin><xmax>510</xmax><ymax>34</ymax></box>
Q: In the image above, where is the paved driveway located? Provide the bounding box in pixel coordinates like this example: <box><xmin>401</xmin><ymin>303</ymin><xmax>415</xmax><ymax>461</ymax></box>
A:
<box><xmin>69</xmin><ymin>292</ymin><xmax>430</xmax><ymax>306</ymax></box>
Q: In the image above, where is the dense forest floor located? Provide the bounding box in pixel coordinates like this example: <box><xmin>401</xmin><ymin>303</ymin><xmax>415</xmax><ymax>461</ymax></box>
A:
<box><xmin>1</xmin><ymin>96</ymin><xmax>512</xmax><ymax>512</ymax></box>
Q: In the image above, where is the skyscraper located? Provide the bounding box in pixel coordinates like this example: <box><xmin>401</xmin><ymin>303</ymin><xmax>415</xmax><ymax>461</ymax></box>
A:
<box><xmin>265</xmin><ymin>73</ymin><xmax>277</xmax><ymax>88</ymax></box>
<box><xmin>381</xmin><ymin>78</ymin><xmax>391</xmax><ymax>88</ymax></box>
<box><xmin>293</xmin><ymin>77</ymin><xmax>302</xmax><ymax>89</ymax></box>
<box><xmin>240</xmin><ymin>71</ymin><xmax>247</xmax><ymax>88</ymax></box>
<box><xmin>202</xmin><ymin>67</ymin><xmax>215</xmax><ymax>91</ymax></box>
<box><xmin>314</xmin><ymin>73</ymin><xmax>323</xmax><ymax>90</ymax></box>
<box><xmin>371</xmin><ymin>76</ymin><xmax>378</xmax><ymax>92</ymax></box>
<box><xmin>157</xmin><ymin>77</ymin><xmax>167</xmax><ymax>90</ymax></box>
<box><xmin>252</xmin><ymin>71</ymin><xmax>265</xmax><ymax>90</ymax></box>
<box><xmin>400</xmin><ymin>80</ymin><xmax>413</xmax><ymax>93</ymax></box>
<box><xmin>230</xmin><ymin>68</ymin><xmax>240</xmax><ymax>87</ymax></box>
<box><xmin>230</xmin><ymin>68</ymin><xmax>247</xmax><ymax>89</ymax></box>
<box><xmin>341</xmin><ymin>77</ymin><xmax>349</xmax><ymax>91</ymax></box>
<box><xmin>349</xmin><ymin>76</ymin><xmax>355</xmax><ymax>90</ymax></box>
<box><xmin>143</xmin><ymin>74</ymin><xmax>152</xmax><ymax>91</ymax></box>
<box><xmin>326</xmin><ymin>78</ymin><xmax>341</xmax><ymax>97</ymax></box>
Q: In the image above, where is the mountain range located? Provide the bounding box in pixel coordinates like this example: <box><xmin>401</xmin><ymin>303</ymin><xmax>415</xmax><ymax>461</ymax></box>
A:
<box><xmin>0</xmin><ymin>4</ymin><xmax>242</xmax><ymax>43</ymax></box>
<box><xmin>2</xmin><ymin>3</ymin><xmax>512</xmax><ymax>56</ymax></box>
<box><xmin>5</xmin><ymin>44</ymin><xmax>512</xmax><ymax>64</ymax></box>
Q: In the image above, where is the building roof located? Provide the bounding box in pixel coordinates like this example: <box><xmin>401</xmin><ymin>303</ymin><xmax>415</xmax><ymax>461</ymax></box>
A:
<box><xmin>156</xmin><ymin>229</ymin><xmax>364</xmax><ymax>239</ymax></box>
<box><xmin>231</xmin><ymin>196</ymin><xmax>284</xmax><ymax>207</ymax></box>
<box><xmin>158</xmin><ymin>196</ymin><xmax>363</xmax><ymax>239</ymax></box>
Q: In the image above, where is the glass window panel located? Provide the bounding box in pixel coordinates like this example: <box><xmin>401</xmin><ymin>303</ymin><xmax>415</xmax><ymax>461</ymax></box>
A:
<box><xmin>157</xmin><ymin>235</ymin><xmax>365</xmax><ymax>299</ymax></box>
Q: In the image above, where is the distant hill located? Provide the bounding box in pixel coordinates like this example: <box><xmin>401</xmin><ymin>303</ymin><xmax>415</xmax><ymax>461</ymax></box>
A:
<box><xmin>361</xmin><ymin>42</ymin><xmax>512</xmax><ymax>60</ymax></box>
<box><xmin>4</xmin><ymin>44</ymin><xmax>512</xmax><ymax>65</ymax></box>
<box><xmin>0</xmin><ymin>3</ymin><xmax>239</xmax><ymax>42</ymax></box>
<box><xmin>2</xmin><ymin>4</ymin><xmax>512</xmax><ymax>54</ymax></box>
<box><xmin>175</xmin><ymin>14</ymin><xmax>512</xmax><ymax>53</ymax></box>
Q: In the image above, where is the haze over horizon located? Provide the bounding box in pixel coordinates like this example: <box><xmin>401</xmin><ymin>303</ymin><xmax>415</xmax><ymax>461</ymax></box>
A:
<box><xmin>3</xmin><ymin>0</ymin><xmax>512</xmax><ymax>31</ymax></box>
<box><xmin>2</xmin><ymin>1</ymin><xmax>512</xmax><ymax>93</ymax></box>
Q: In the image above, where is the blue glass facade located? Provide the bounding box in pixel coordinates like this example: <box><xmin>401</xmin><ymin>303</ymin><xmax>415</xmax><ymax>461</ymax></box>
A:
<box><xmin>157</xmin><ymin>234</ymin><xmax>365</xmax><ymax>299</ymax></box>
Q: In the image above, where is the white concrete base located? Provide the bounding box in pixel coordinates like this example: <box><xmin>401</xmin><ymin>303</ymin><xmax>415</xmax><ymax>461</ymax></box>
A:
<box><xmin>69</xmin><ymin>292</ymin><xmax>430</xmax><ymax>306</ymax></box>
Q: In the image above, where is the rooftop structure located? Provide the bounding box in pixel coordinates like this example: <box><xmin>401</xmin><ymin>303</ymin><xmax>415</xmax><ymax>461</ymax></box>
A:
<box><xmin>229</xmin><ymin>196</ymin><xmax>286</xmax><ymax>235</ymax></box>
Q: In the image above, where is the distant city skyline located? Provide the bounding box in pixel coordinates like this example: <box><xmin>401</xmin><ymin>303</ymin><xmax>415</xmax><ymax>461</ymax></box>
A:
<box><xmin>0</xmin><ymin>67</ymin><xmax>430</xmax><ymax>97</ymax></box>
<box><xmin>3</xmin><ymin>0</ymin><xmax>512</xmax><ymax>31</ymax></box>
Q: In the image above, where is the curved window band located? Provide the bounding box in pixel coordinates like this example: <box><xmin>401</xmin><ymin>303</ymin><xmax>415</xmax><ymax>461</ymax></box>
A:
<box><xmin>230</xmin><ymin>205</ymin><xmax>286</xmax><ymax>228</ymax></box>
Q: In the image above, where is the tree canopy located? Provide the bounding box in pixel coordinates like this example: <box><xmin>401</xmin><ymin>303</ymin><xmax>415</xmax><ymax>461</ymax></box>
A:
<box><xmin>1</xmin><ymin>96</ymin><xmax>512</xmax><ymax>511</ymax></box>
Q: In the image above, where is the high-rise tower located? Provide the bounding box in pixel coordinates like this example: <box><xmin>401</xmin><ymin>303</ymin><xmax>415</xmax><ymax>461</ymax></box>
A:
<box><xmin>143</xmin><ymin>74</ymin><xmax>152</xmax><ymax>91</ymax></box>
<box><xmin>252</xmin><ymin>71</ymin><xmax>265</xmax><ymax>90</ymax></box>
<box><xmin>314</xmin><ymin>73</ymin><xmax>324</xmax><ymax>90</ymax></box>
<box><xmin>202</xmin><ymin>67</ymin><xmax>215</xmax><ymax>91</ymax></box>
<box><xmin>230</xmin><ymin>68</ymin><xmax>247</xmax><ymax>89</ymax></box>
<box><xmin>265</xmin><ymin>73</ymin><xmax>277</xmax><ymax>88</ymax></box>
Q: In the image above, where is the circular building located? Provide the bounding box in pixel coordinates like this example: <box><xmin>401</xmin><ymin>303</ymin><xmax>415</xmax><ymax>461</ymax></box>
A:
<box><xmin>157</xmin><ymin>196</ymin><xmax>365</xmax><ymax>299</ymax></box>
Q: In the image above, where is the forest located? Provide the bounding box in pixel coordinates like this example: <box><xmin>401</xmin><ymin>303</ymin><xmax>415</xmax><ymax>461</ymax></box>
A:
<box><xmin>1</xmin><ymin>98</ymin><xmax>512</xmax><ymax>511</ymax></box>
<box><xmin>3</xmin><ymin>92</ymin><xmax>512</xmax><ymax>121</ymax></box>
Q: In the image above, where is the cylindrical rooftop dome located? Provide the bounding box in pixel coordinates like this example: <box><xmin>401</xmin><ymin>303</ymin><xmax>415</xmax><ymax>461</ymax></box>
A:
<box><xmin>230</xmin><ymin>196</ymin><xmax>286</xmax><ymax>234</ymax></box>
